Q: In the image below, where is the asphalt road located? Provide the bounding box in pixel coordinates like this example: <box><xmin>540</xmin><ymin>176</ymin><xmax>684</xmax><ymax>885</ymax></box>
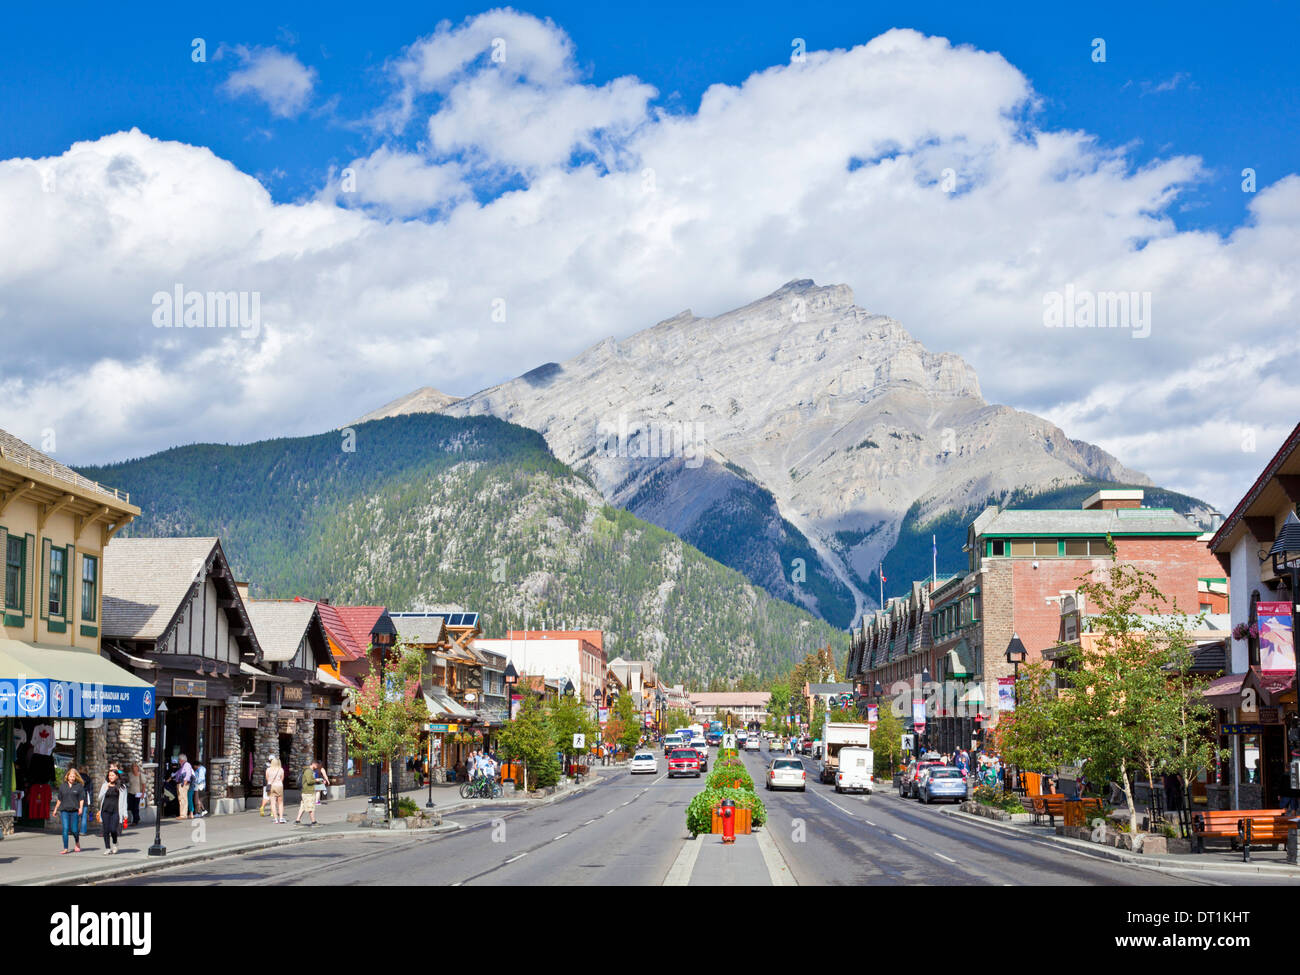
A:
<box><xmin>103</xmin><ymin>744</ymin><xmax>1292</xmax><ymax>886</ymax></box>
<box><xmin>106</xmin><ymin>763</ymin><xmax>703</xmax><ymax>886</ymax></box>
<box><xmin>738</xmin><ymin>746</ymin><xmax>1292</xmax><ymax>886</ymax></box>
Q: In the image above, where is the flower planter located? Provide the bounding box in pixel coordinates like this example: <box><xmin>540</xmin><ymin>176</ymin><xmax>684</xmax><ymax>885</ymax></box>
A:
<box><xmin>711</xmin><ymin>806</ymin><xmax>752</xmax><ymax>834</ymax></box>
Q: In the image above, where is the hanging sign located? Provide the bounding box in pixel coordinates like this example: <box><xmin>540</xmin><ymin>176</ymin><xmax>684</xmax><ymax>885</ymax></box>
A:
<box><xmin>867</xmin><ymin>704</ymin><xmax>878</xmax><ymax>730</ymax></box>
<box><xmin>911</xmin><ymin>696</ymin><xmax>927</xmax><ymax>734</ymax></box>
<box><xmin>997</xmin><ymin>676</ymin><xmax>1016</xmax><ymax>712</ymax></box>
<box><xmin>1258</xmin><ymin>602</ymin><xmax>1295</xmax><ymax>673</ymax></box>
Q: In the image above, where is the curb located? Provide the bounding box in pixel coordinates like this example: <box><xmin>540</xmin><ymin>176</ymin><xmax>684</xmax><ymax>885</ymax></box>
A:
<box><xmin>937</xmin><ymin>806</ymin><xmax>1300</xmax><ymax>879</ymax></box>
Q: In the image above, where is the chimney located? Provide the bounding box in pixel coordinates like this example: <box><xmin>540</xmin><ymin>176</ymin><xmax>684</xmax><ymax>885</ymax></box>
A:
<box><xmin>1081</xmin><ymin>489</ymin><xmax>1144</xmax><ymax>511</ymax></box>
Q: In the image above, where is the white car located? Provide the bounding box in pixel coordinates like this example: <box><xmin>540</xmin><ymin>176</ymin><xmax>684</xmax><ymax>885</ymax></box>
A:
<box><xmin>766</xmin><ymin>757</ymin><xmax>806</xmax><ymax>792</ymax></box>
<box><xmin>630</xmin><ymin>750</ymin><xmax>658</xmax><ymax>774</ymax></box>
<box><xmin>744</xmin><ymin>737</ymin><xmax>761</xmax><ymax>751</ymax></box>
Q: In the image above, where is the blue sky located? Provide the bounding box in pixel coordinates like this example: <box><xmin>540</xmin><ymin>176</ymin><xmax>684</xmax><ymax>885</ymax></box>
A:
<box><xmin>2</xmin><ymin>2</ymin><xmax>1298</xmax><ymax>514</ymax></box>
<box><xmin>4</xmin><ymin>1</ymin><xmax>1295</xmax><ymax>234</ymax></box>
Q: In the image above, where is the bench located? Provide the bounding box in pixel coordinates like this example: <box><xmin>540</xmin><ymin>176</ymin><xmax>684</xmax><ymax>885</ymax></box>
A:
<box><xmin>1192</xmin><ymin>809</ymin><xmax>1294</xmax><ymax>861</ymax></box>
<box><xmin>1030</xmin><ymin>793</ymin><xmax>1103</xmax><ymax>827</ymax></box>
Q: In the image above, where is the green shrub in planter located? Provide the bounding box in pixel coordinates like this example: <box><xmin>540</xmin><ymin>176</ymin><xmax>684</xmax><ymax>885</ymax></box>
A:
<box><xmin>972</xmin><ymin>785</ymin><xmax>1022</xmax><ymax>813</ymax></box>
<box><xmin>685</xmin><ymin>787</ymin><xmax>767</xmax><ymax>835</ymax></box>
<box><xmin>707</xmin><ymin>764</ymin><xmax>754</xmax><ymax>792</ymax></box>
<box><xmin>395</xmin><ymin>796</ymin><xmax>421</xmax><ymax>818</ymax></box>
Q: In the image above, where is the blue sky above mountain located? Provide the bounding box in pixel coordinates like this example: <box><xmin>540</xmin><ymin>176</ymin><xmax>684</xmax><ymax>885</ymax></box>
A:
<box><xmin>1</xmin><ymin>2</ymin><xmax>1297</xmax><ymax>513</ymax></box>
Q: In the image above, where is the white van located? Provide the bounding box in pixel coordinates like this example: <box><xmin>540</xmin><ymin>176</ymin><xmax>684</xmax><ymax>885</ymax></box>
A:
<box><xmin>834</xmin><ymin>746</ymin><xmax>874</xmax><ymax>794</ymax></box>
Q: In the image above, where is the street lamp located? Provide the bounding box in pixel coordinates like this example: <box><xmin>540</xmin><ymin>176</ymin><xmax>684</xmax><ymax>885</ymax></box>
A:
<box><xmin>148</xmin><ymin>699</ymin><xmax>168</xmax><ymax>857</ymax></box>
<box><xmin>919</xmin><ymin>668</ymin><xmax>931</xmax><ymax>756</ymax></box>
<box><xmin>370</xmin><ymin>615</ymin><xmax>398</xmax><ymax>812</ymax></box>
<box><xmin>1267</xmin><ymin>514</ymin><xmax>1300</xmax><ymax>806</ymax></box>
<box><xmin>1004</xmin><ymin>634</ymin><xmax>1029</xmax><ymax>794</ymax></box>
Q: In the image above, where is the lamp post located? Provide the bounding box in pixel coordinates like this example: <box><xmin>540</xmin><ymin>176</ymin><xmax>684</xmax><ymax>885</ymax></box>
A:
<box><xmin>1005</xmin><ymin>634</ymin><xmax>1028</xmax><ymax>794</ymax></box>
<box><xmin>148</xmin><ymin>699</ymin><xmax>168</xmax><ymax>857</ymax></box>
<box><xmin>369</xmin><ymin>615</ymin><xmax>398</xmax><ymax>813</ymax></box>
<box><xmin>502</xmin><ymin>662</ymin><xmax>520</xmax><ymax>790</ymax></box>
<box><xmin>1268</xmin><ymin>513</ymin><xmax>1300</xmax><ymax>828</ymax></box>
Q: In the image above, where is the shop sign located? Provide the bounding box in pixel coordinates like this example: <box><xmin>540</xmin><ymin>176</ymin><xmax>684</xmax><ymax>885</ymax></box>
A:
<box><xmin>283</xmin><ymin>686</ymin><xmax>305</xmax><ymax>703</ymax></box>
<box><xmin>425</xmin><ymin>723</ymin><xmax>459</xmax><ymax>733</ymax></box>
<box><xmin>1258</xmin><ymin>601</ymin><xmax>1295</xmax><ymax>673</ymax></box>
<box><xmin>1260</xmin><ymin>707</ymin><xmax>1283</xmax><ymax>725</ymax></box>
<box><xmin>1222</xmin><ymin>723</ymin><xmax>1264</xmax><ymax>735</ymax></box>
<box><xmin>172</xmin><ymin>679</ymin><xmax>206</xmax><ymax>698</ymax></box>
<box><xmin>1</xmin><ymin>680</ymin><xmax>155</xmax><ymax>719</ymax></box>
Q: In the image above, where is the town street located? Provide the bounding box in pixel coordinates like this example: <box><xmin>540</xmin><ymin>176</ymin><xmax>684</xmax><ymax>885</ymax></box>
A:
<box><xmin>97</xmin><ymin>749</ymin><xmax>1289</xmax><ymax>886</ymax></box>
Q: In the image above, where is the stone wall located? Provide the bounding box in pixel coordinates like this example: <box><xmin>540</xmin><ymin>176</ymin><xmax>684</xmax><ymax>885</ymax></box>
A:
<box><xmin>220</xmin><ymin>697</ymin><xmax>242</xmax><ymax>798</ymax></box>
<box><xmin>286</xmin><ymin>710</ymin><xmax>314</xmax><ymax>786</ymax></box>
<box><xmin>252</xmin><ymin>706</ymin><xmax>279</xmax><ymax>788</ymax></box>
<box><xmin>328</xmin><ymin>707</ymin><xmax>345</xmax><ymax>782</ymax></box>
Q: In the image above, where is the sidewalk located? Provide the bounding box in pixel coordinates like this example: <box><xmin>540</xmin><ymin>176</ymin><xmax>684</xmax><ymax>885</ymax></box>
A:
<box><xmin>940</xmin><ymin>804</ymin><xmax>1300</xmax><ymax>879</ymax></box>
<box><xmin>2</xmin><ymin>772</ymin><xmax>610</xmax><ymax>886</ymax></box>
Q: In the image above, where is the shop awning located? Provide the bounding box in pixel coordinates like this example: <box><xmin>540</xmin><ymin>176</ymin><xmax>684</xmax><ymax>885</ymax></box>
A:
<box><xmin>240</xmin><ymin>661</ymin><xmax>290</xmax><ymax>683</ymax></box>
<box><xmin>957</xmin><ymin>683</ymin><xmax>985</xmax><ymax>706</ymax></box>
<box><xmin>0</xmin><ymin>638</ymin><xmax>155</xmax><ymax>719</ymax></box>
<box><xmin>946</xmin><ymin>640</ymin><xmax>974</xmax><ymax>679</ymax></box>
<box><xmin>424</xmin><ymin>687</ymin><xmax>475</xmax><ymax>721</ymax></box>
<box><xmin>1246</xmin><ymin>668</ymin><xmax>1295</xmax><ymax>707</ymax></box>
<box><xmin>1201</xmin><ymin>672</ymin><xmax>1246</xmax><ymax>708</ymax></box>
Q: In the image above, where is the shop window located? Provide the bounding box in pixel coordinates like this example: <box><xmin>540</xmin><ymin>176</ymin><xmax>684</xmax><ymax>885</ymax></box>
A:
<box><xmin>81</xmin><ymin>554</ymin><xmax>98</xmax><ymax>622</ymax></box>
<box><xmin>5</xmin><ymin>533</ymin><xmax>23</xmax><ymax>612</ymax></box>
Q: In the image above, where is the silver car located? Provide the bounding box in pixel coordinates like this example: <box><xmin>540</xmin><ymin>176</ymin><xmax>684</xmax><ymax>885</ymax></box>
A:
<box><xmin>766</xmin><ymin>757</ymin><xmax>807</xmax><ymax>792</ymax></box>
<box><xmin>917</xmin><ymin>766</ymin><xmax>969</xmax><ymax>804</ymax></box>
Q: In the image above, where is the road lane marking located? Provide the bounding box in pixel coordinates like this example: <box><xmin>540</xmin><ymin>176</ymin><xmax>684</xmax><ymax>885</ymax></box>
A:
<box><xmin>505</xmin><ymin>852</ymin><xmax>527</xmax><ymax>864</ymax></box>
<box><xmin>934</xmin><ymin>852</ymin><xmax>957</xmax><ymax>864</ymax></box>
<box><xmin>553</xmin><ymin>833</ymin><xmax>569</xmax><ymax>841</ymax></box>
<box><xmin>892</xmin><ymin>833</ymin><xmax>908</xmax><ymax>841</ymax></box>
<box><xmin>663</xmin><ymin>838</ymin><xmax>702</xmax><ymax>886</ymax></box>
<box><xmin>756</xmin><ymin>827</ymin><xmax>797</xmax><ymax>886</ymax></box>
<box><xmin>864</xmin><ymin>820</ymin><xmax>876</xmax><ymax>826</ymax></box>
<box><xmin>606</xmin><ymin>808</ymin><xmax>617</xmax><ymax>815</ymax></box>
<box><xmin>584</xmin><ymin>819</ymin><xmax>596</xmax><ymax>825</ymax></box>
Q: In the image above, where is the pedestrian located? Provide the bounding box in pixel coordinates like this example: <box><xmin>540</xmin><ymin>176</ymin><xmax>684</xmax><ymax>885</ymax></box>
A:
<box><xmin>295</xmin><ymin>760</ymin><xmax>319</xmax><ymax>826</ymax></box>
<box><xmin>258</xmin><ymin>758</ymin><xmax>271</xmax><ymax>817</ymax></box>
<box><xmin>192</xmin><ymin>761</ymin><xmax>207</xmax><ymax>817</ymax></box>
<box><xmin>96</xmin><ymin>769</ymin><xmax>125</xmax><ymax>855</ymax></box>
<box><xmin>266</xmin><ymin>756</ymin><xmax>286</xmax><ymax>823</ymax></box>
<box><xmin>315</xmin><ymin>762</ymin><xmax>330</xmax><ymax>806</ymax></box>
<box><xmin>127</xmin><ymin>762</ymin><xmax>144</xmax><ymax>826</ymax></box>
<box><xmin>77</xmin><ymin>765</ymin><xmax>92</xmax><ymax>836</ymax></box>
<box><xmin>53</xmin><ymin>767</ymin><xmax>86</xmax><ymax>854</ymax></box>
<box><xmin>172</xmin><ymin>753</ymin><xmax>194</xmax><ymax>819</ymax></box>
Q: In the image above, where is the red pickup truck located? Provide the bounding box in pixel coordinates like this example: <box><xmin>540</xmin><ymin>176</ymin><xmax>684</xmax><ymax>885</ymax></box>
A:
<box><xmin>667</xmin><ymin>748</ymin><xmax>701</xmax><ymax>778</ymax></box>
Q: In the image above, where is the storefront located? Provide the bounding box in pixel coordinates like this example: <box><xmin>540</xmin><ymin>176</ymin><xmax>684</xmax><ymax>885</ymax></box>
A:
<box><xmin>1</xmin><ymin>638</ymin><xmax>154</xmax><ymax>831</ymax></box>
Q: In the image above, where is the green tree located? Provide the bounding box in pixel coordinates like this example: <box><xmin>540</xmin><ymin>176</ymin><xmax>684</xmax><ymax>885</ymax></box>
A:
<box><xmin>342</xmin><ymin>641</ymin><xmax>430</xmax><ymax>815</ymax></box>
<box><xmin>871</xmin><ymin>705</ymin><xmax>905</xmax><ymax>779</ymax></box>
<box><xmin>548</xmin><ymin>694</ymin><xmax>597</xmax><ymax>769</ymax></box>
<box><xmin>614</xmin><ymin>692</ymin><xmax>643</xmax><ymax>753</ymax></box>
<box><xmin>497</xmin><ymin>697</ymin><xmax>556</xmax><ymax>791</ymax></box>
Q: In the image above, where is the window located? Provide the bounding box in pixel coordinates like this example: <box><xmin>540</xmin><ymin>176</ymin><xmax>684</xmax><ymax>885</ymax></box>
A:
<box><xmin>1009</xmin><ymin>540</ymin><xmax>1035</xmax><ymax>557</ymax></box>
<box><xmin>5</xmin><ymin>534</ymin><xmax>22</xmax><ymax>611</ymax></box>
<box><xmin>988</xmin><ymin>539</ymin><xmax>1006</xmax><ymax>557</ymax></box>
<box><xmin>48</xmin><ymin>547</ymin><xmax>65</xmax><ymax>617</ymax></box>
<box><xmin>81</xmin><ymin>554</ymin><xmax>98</xmax><ymax>622</ymax></box>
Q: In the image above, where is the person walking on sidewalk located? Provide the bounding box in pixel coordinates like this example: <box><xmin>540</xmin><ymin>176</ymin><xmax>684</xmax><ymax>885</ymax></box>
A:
<box><xmin>315</xmin><ymin>762</ymin><xmax>330</xmax><ymax>806</ymax></box>
<box><xmin>192</xmin><ymin>761</ymin><xmax>207</xmax><ymax>817</ymax></box>
<box><xmin>266</xmin><ymin>756</ymin><xmax>286</xmax><ymax>823</ymax></box>
<box><xmin>173</xmin><ymin>754</ymin><xmax>194</xmax><ymax>820</ymax></box>
<box><xmin>127</xmin><ymin>763</ymin><xmax>144</xmax><ymax>826</ymax></box>
<box><xmin>295</xmin><ymin>761</ymin><xmax>319</xmax><ymax>826</ymax></box>
<box><xmin>53</xmin><ymin>768</ymin><xmax>86</xmax><ymax>854</ymax></box>
<box><xmin>77</xmin><ymin>765</ymin><xmax>92</xmax><ymax>836</ymax></box>
<box><xmin>96</xmin><ymin>769</ymin><xmax>125</xmax><ymax>855</ymax></box>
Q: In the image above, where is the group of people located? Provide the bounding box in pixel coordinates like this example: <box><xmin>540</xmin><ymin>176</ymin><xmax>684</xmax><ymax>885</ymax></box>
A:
<box><xmin>52</xmin><ymin>761</ymin><xmax>146</xmax><ymax>855</ymax></box>
<box><xmin>459</xmin><ymin>748</ymin><xmax>499</xmax><ymax>781</ymax></box>
<box><xmin>258</xmin><ymin>756</ymin><xmax>330</xmax><ymax>826</ymax></box>
<box><xmin>166</xmin><ymin>753</ymin><xmax>207</xmax><ymax>819</ymax></box>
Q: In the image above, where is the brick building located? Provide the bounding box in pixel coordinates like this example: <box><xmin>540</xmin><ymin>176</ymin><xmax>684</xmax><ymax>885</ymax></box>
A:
<box><xmin>849</xmin><ymin>490</ymin><xmax>1224</xmax><ymax>752</ymax></box>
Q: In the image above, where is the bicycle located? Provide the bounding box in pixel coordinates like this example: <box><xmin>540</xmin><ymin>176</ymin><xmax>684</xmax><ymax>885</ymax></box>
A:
<box><xmin>459</xmin><ymin>775</ymin><xmax>504</xmax><ymax>800</ymax></box>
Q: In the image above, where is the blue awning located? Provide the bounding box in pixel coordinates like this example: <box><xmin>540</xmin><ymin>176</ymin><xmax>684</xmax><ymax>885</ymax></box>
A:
<box><xmin>0</xmin><ymin>639</ymin><xmax>155</xmax><ymax>719</ymax></box>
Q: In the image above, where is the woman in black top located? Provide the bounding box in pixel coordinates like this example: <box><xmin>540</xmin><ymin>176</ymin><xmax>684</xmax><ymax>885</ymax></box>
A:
<box><xmin>52</xmin><ymin>769</ymin><xmax>85</xmax><ymax>854</ymax></box>
<box><xmin>97</xmin><ymin>769</ymin><xmax>123</xmax><ymax>855</ymax></box>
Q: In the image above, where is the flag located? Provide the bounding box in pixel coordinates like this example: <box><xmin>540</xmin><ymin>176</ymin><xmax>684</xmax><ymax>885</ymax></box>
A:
<box><xmin>880</xmin><ymin>564</ymin><xmax>887</xmax><ymax>583</ymax></box>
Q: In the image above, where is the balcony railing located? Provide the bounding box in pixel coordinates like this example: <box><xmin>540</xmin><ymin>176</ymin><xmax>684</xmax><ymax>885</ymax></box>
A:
<box><xmin>1</xmin><ymin>446</ymin><xmax>131</xmax><ymax>504</ymax></box>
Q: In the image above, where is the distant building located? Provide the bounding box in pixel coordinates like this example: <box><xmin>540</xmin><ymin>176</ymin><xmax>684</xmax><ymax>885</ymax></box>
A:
<box><xmin>688</xmin><ymin>691</ymin><xmax>771</xmax><ymax>727</ymax></box>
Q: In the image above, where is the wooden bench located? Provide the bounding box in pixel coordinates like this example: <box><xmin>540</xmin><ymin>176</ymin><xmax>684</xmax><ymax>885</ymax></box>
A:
<box><xmin>1193</xmin><ymin>809</ymin><xmax>1294</xmax><ymax>861</ymax></box>
<box><xmin>1030</xmin><ymin>794</ymin><xmax>1103</xmax><ymax>827</ymax></box>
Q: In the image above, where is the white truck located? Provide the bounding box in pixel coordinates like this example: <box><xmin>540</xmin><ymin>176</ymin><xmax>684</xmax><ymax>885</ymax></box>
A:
<box><xmin>819</xmin><ymin>722</ymin><xmax>874</xmax><ymax>790</ymax></box>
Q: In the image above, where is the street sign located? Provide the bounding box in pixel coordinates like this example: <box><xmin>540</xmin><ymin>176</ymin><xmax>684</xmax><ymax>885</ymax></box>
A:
<box><xmin>573</xmin><ymin>733</ymin><xmax>585</xmax><ymax>749</ymax></box>
<box><xmin>901</xmin><ymin>734</ymin><xmax>914</xmax><ymax>752</ymax></box>
<box><xmin>723</xmin><ymin>734</ymin><xmax>737</xmax><ymax>749</ymax></box>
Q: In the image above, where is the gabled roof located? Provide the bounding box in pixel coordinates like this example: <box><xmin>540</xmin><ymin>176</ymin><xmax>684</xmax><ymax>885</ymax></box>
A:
<box><xmin>1210</xmin><ymin>420</ymin><xmax>1300</xmax><ymax>554</ymax></box>
<box><xmin>102</xmin><ymin>537</ymin><xmax>218</xmax><ymax>641</ymax></box>
<box><xmin>976</xmin><ymin>507</ymin><xmax>1202</xmax><ymax>537</ymax></box>
<box><xmin>245</xmin><ymin>599</ymin><xmax>320</xmax><ymax>663</ymax></box>
<box><xmin>391</xmin><ymin>612</ymin><xmax>450</xmax><ymax>646</ymax></box>
<box><xmin>303</xmin><ymin>599</ymin><xmax>365</xmax><ymax>661</ymax></box>
<box><xmin>335</xmin><ymin>606</ymin><xmax>386</xmax><ymax>649</ymax></box>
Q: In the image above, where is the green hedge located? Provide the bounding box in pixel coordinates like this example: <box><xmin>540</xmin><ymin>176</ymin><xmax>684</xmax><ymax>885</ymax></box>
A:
<box><xmin>707</xmin><ymin>762</ymin><xmax>754</xmax><ymax>792</ymax></box>
<box><xmin>685</xmin><ymin>787</ymin><xmax>768</xmax><ymax>836</ymax></box>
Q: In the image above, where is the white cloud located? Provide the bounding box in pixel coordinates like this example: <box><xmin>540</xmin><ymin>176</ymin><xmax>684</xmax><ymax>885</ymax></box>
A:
<box><xmin>222</xmin><ymin>46</ymin><xmax>317</xmax><ymax>118</ymax></box>
<box><xmin>2</xmin><ymin>21</ymin><xmax>1297</xmax><ymax>516</ymax></box>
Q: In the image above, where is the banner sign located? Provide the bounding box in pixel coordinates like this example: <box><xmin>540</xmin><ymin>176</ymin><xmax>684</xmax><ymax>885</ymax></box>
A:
<box><xmin>1257</xmin><ymin>601</ymin><xmax>1295</xmax><ymax>673</ymax></box>
<box><xmin>911</xmin><ymin>696</ymin><xmax>926</xmax><ymax>734</ymax></box>
<box><xmin>866</xmin><ymin>704</ymin><xmax>878</xmax><ymax>730</ymax></box>
<box><xmin>0</xmin><ymin>680</ymin><xmax>154</xmax><ymax>719</ymax></box>
<box><xmin>997</xmin><ymin>676</ymin><xmax>1016</xmax><ymax>712</ymax></box>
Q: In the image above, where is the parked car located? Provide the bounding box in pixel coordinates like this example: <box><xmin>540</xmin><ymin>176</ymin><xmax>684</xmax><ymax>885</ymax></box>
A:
<box><xmin>800</xmin><ymin>739</ymin><xmax>814</xmax><ymax>755</ymax></box>
<box><xmin>766</xmin><ymin>757</ymin><xmax>807</xmax><ymax>792</ymax></box>
<box><xmin>668</xmin><ymin>748</ymin><xmax>701</xmax><ymax>778</ymax></box>
<box><xmin>630</xmin><ymin>750</ymin><xmax>658</xmax><ymax>775</ymax></box>
<box><xmin>917</xmin><ymin>766</ymin><xmax>969</xmax><ymax>804</ymax></box>
<box><xmin>899</xmin><ymin>756</ymin><xmax>946</xmax><ymax>799</ymax></box>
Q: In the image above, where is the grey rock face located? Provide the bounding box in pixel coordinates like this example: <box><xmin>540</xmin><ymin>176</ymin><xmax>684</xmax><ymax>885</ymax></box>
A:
<box><xmin>372</xmin><ymin>280</ymin><xmax>1148</xmax><ymax>623</ymax></box>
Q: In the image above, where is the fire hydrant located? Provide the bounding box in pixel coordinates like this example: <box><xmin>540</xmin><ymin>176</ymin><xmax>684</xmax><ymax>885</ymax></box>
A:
<box><xmin>719</xmin><ymin>798</ymin><xmax>736</xmax><ymax>844</ymax></box>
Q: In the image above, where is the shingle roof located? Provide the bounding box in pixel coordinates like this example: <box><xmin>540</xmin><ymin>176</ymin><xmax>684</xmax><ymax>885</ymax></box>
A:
<box><xmin>245</xmin><ymin>600</ymin><xmax>317</xmax><ymax>663</ymax></box>
<box><xmin>297</xmin><ymin>599</ymin><xmax>361</xmax><ymax>661</ymax></box>
<box><xmin>335</xmin><ymin>606</ymin><xmax>386</xmax><ymax>651</ymax></box>
<box><xmin>807</xmin><ymin>682</ymin><xmax>853</xmax><ymax>696</ymax></box>
<box><xmin>0</xmin><ymin>427</ymin><xmax>134</xmax><ymax>507</ymax></box>
<box><xmin>391</xmin><ymin>612</ymin><xmax>449</xmax><ymax>645</ymax></box>
<box><xmin>688</xmin><ymin>692</ymin><xmax>771</xmax><ymax>706</ymax></box>
<box><xmin>980</xmin><ymin>507</ymin><xmax>1202</xmax><ymax>536</ymax></box>
<box><xmin>102</xmin><ymin>537</ymin><xmax>220</xmax><ymax>640</ymax></box>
